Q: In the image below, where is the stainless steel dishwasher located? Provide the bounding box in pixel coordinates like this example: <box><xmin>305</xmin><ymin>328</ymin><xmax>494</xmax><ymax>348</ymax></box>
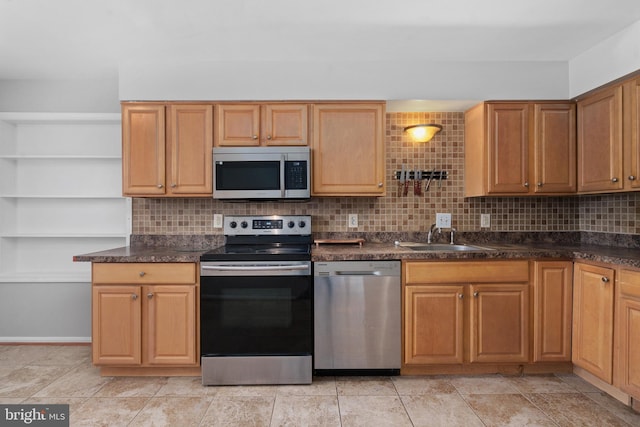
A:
<box><xmin>314</xmin><ymin>260</ymin><xmax>401</xmax><ymax>375</ymax></box>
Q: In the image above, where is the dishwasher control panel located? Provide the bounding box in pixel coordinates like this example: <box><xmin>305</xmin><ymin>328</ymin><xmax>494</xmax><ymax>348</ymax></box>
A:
<box><xmin>313</xmin><ymin>261</ymin><xmax>401</xmax><ymax>276</ymax></box>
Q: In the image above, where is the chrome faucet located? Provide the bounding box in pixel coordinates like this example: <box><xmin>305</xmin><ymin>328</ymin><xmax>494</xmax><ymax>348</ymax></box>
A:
<box><xmin>427</xmin><ymin>223</ymin><xmax>440</xmax><ymax>244</ymax></box>
<box><xmin>450</xmin><ymin>227</ymin><xmax>457</xmax><ymax>244</ymax></box>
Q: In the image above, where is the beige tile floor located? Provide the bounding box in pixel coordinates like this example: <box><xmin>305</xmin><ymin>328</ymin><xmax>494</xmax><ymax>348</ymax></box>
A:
<box><xmin>1</xmin><ymin>345</ymin><xmax>640</xmax><ymax>426</ymax></box>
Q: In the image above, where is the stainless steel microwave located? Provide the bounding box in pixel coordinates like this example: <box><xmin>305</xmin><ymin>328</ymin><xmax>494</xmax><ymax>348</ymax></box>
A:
<box><xmin>213</xmin><ymin>146</ymin><xmax>311</xmax><ymax>200</ymax></box>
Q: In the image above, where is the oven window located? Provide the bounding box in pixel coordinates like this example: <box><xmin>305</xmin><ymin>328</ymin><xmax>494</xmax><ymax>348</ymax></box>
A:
<box><xmin>221</xmin><ymin>287</ymin><xmax>292</xmax><ymax>329</ymax></box>
<box><xmin>215</xmin><ymin>161</ymin><xmax>280</xmax><ymax>190</ymax></box>
<box><xmin>200</xmin><ymin>275</ymin><xmax>312</xmax><ymax>356</ymax></box>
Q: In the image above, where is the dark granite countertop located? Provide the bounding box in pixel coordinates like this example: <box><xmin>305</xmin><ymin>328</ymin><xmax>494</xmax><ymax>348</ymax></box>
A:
<box><xmin>74</xmin><ymin>233</ymin><xmax>640</xmax><ymax>270</ymax></box>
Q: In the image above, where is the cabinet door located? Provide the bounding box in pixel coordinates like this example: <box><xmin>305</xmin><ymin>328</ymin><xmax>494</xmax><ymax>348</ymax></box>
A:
<box><xmin>122</xmin><ymin>104</ymin><xmax>166</xmax><ymax>195</ymax></box>
<box><xmin>404</xmin><ymin>285</ymin><xmax>464</xmax><ymax>365</ymax></box>
<box><xmin>215</xmin><ymin>104</ymin><xmax>260</xmax><ymax>146</ymax></box>
<box><xmin>572</xmin><ymin>263</ymin><xmax>615</xmax><ymax>383</ymax></box>
<box><xmin>312</xmin><ymin>103</ymin><xmax>385</xmax><ymax>196</ymax></box>
<box><xmin>533</xmin><ymin>103</ymin><xmax>576</xmax><ymax>193</ymax></box>
<box><xmin>469</xmin><ymin>283</ymin><xmax>529</xmax><ymax>363</ymax></box>
<box><xmin>533</xmin><ymin>261</ymin><xmax>573</xmax><ymax>362</ymax></box>
<box><xmin>624</xmin><ymin>77</ymin><xmax>640</xmax><ymax>189</ymax></box>
<box><xmin>263</xmin><ymin>104</ymin><xmax>308</xmax><ymax>146</ymax></box>
<box><xmin>144</xmin><ymin>285</ymin><xmax>197</xmax><ymax>365</ymax></box>
<box><xmin>577</xmin><ymin>86</ymin><xmax>623</xmax><ymax>192</ymax></box>
<box><xmin>92</xmin><ymin>285</ymin><xmax>142</xmax><ymax>365</ymax></box>
<box><xmin>487</xmin><ymin>103</ymin><xmax>530</xmax><ymax>194</ymax></box>
<box><xmin>167</xmin><ymin>104</ymin><xmax>213</xmax><ymax>195</ymax></box>
<box><xmin>617</xmin><ymin>270</ymin><xmax>640</xmax><ymax>399</ymax></box>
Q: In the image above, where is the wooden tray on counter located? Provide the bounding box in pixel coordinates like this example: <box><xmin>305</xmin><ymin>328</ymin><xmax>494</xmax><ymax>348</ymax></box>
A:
<box><xmin>314</xmin><ymin>238</ymin><xmax>365</xmax><ymax>247</ymax></box>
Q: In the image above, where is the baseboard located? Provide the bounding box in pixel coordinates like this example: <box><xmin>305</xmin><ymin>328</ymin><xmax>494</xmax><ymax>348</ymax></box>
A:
<box><xmin>0</xmin><ymin>337</ymin><xmax>91</xmax><ymax>344</ymax></box>
<box><xmin>573</xmin><ymin>366</ymin><xmax>631</xmax><ymax>405</ymax></box>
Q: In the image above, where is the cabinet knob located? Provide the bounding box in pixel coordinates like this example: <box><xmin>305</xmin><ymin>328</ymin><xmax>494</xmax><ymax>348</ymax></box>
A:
<box><xmin>629</xmin><ymin>175</ymin><xmax>636</xmax><ymax>181</ymax></box>
<box><xmin>473</xmin><ymin>291</ymin><xmax>479</xmax><ymax>297</ymax></box>
<box><xmin>612</xmin><ymin>177</ymin><xmax>619</xmax><ymax>183</ymax></box>
<box><xmin>602</xmin><ymin>276</ymin><xmax>610</xmax><ymax>283</ymax></box>
<box><xmin>523</xmin><ymin>182</ymin><xmax>529</xmax><ymax>188</ymax></box>
<box><xmin>458</xmin><ymin>293</ymin><xmax>464</xmax><ymax>299</ymax></box>
<box><xmin>171</xmin><ymin>183</ymin><xmax>177</xmax><ymax>188</ymax></box>
<box><xmin>147</xmin><ymin>292</ymin><xmax>153</xmax><ymax>299</ymax></box>
<box><xmin>537</xmin><ymin>182</ymin><xmax>543</xmax><ymax>187</ymax></box>
<box><xmin>131</xmin><ymin>294</ymin><xmax>138</xmax><ymax>300</ymax></box>
<box><xmin>378</xmin><ymin>182</ymin><xmax>383</xmax><ymax>188</ymax></box>
<box><xmin>157</xmin><ymin>184</ymin><xmax>163</xmax><ymax>188</ymax></box>
<box><xmin>139</xmin><ymin>271</ymin><xmax>145</xmax><ymax>277</ymax></box>
<box><xmin>252</xmin><ymin>135</ymin><xmax>258</xmax><ymax>140</ymax></box>
<box><xmin>267</xmin><ymin>135</ymin><xmax>272</xmax><ymax>140</ymax></box>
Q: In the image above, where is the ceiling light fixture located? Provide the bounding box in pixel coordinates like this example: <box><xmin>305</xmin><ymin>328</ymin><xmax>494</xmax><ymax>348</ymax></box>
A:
<box><xmin>403</xmin><ymin>123</ymin><xmax>443</xmax><ymax>143</ymax></box>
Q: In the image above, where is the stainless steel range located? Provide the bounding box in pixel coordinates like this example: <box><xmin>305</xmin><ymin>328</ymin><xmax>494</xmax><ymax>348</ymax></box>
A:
<box><xmin>200</xmin><ymin>215</ymin><xmax>312</xmax><ymax>385</ymax></box>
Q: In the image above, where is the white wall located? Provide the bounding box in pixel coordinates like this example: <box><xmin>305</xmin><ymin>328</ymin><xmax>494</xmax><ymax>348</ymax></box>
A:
<box><xmin>0</xmin><ymin>78</ymin><xmax>120</xmax><ymax>113</ymax></box>
<box><xmin>569</xmin><ymin>19</ymin><xmax>640</xmax><ymax>97</ymax></box>
<box><xmin>119</xmin><ymin>59</ymin><xmax>570</xmax><ymax>104</ymax></box>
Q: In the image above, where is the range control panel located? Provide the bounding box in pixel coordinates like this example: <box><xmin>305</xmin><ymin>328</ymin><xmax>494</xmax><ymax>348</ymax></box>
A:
<box><xmin>223</xmin><ymin>215</ymin><xmax>311</xmax><ymax>236</ymax></box>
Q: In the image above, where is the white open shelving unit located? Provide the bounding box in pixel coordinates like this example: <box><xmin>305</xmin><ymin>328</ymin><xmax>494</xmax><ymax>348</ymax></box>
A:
<box><xmin>0</xmin><ymin>112</ymin><xmax>130</xmax><ymax>341</ymax></box>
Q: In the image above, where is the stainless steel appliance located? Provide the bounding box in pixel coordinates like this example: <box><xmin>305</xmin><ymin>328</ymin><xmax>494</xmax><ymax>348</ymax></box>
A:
<box><xmin>200</xmin><ymin>215</ymin><xmax>312</xmax><ymax>385</ymax></box>
<box><xmin>212</xmin><ymin>146</ymin><xmax>310</xmax><ymax>200</ymax></box>
<box><xmin>314</xmin><ymin>260</ymin><xmax>401</xmax><ymax>375</ymax></box>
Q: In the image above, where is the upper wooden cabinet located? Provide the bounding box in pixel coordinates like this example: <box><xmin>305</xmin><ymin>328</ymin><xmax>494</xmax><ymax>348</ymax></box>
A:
<box><xmin>624</xmin><ymin>76</ymin><xmax>640</xmax><ymax>190</ymax></box>
<box><xmin>465</xmin><ymin>101</ymin><xmax>576</xmax><ymax>196</ymax></box>
<box><xmin>122</xmin><ymin>104</ymin><xmax>166</xmax><ymax>196</ymax></box>
<box><xmin>122</xmin><ymin>103</ymin><xmax>213</xmax><ymax>197</ymax></box>
<box><xmin>215</xmin><ymin>103</ymin><xmax>308</xmax><ymax>146</ymax></box>
<box><xmin>312</xmin><ymin>103</ymin><xmax>385</xmax><ymax>196</ymax></box>
<box><xmin>577</xmin><ymin>75</ymin><xmax>640</xmax><ymax>194</ymax></box>
<box><xmin>577</xmin><ymin>86</ymin><xmax>623</xmax><ymax>193</ymax></box>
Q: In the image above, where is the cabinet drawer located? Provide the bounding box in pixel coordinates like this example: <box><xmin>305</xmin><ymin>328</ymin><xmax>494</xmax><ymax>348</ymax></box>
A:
<box><xmin>93</xmin><ymin>263</ymin><xmax>196</xmax><ymax>284</ymax></box>
<box><xmin>619</xmin><ymin>269</ymin><xmax>640</xmax><ymax>299</ymax></box>
<box><xmin>404</xmin><ymin>260</ymin><xmax>529</xmax><ymax>284</ymax></box>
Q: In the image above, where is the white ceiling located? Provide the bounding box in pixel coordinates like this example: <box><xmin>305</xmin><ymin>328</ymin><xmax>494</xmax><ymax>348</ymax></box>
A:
<box><xmin>2</xmin><ymin>0</ymin><xmax>640</xmax><ymax>81</ymax></box>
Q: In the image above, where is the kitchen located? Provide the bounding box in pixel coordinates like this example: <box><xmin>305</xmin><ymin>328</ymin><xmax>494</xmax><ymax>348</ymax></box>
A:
<box><xmin>3</xmin><ymin>1</ymin><xmax>640</xmax><ymax>425</ymax></box>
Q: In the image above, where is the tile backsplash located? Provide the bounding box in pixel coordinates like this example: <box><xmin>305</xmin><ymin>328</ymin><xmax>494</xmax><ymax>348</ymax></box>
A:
<box><xmin>132</xmin><ymin>112</ymin><xmax>640</xmax><ymax>235</ymax></box>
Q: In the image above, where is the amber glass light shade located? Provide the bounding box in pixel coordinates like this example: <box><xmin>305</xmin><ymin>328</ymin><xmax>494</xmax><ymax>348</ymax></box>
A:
<box><xmin>403</xmin><ymin>123</ymin><xmax>443</xmax><ymax>142</ymax></box>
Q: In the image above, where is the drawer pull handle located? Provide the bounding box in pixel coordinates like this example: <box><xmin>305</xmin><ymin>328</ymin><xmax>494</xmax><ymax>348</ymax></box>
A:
<box><xmin>602</xmin><ymin>277</ymin><xmax>610</xmax><ymax>283</ymax></box>
<box><xmin>139</xmin><ymin>271</ymin><xmax>145</xmax><ymax>277</ymax></box>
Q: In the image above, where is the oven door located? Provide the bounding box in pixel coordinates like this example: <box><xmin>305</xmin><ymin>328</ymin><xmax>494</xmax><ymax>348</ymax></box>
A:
<box><xmin>200</xmin><ymin>261</ymin><xmax>312</xmax><ymax>357</ymax></box>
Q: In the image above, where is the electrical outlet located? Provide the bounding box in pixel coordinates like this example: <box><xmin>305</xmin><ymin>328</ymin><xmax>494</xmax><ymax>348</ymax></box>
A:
<box><xmin>435</xmin><ymin>213</ymin><xmax>452</xmax><ymax>229</ymax></box>
<box><xmin>480</xmin><ymin>213</ymin><xmax>491</xmax><ymax>228</ymax></box>
<box><xmin>213</xmin><ymin>214</ymin><xmax>223</xmax><ymax>228</ymax></box>
<box><xmin>348</xmin><ymin>214</ymin><xmax>358</xmax><ymax>228</ymax></box>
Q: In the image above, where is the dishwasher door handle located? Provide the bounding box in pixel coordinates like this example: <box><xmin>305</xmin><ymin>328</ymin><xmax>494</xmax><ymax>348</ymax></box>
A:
<box><xmin>334</xmin><ymin>271</ymin><xmax>382</xmax><ymax>276</ymax></box>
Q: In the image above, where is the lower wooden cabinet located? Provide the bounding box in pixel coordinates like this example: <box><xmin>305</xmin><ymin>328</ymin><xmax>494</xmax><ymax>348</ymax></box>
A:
<box><xmin>533</xmin><ymin>261</ymin><xmax>573</xmax><ymax>362</ymax></box>
<box><xmin>617</xmin><ymin>269</ymin><xmax>640</xmax><ymax>400</ymax></box>
<box><xmin>469</xmin><ymin>283</ymin><xmax>529</xmax><ymax>363</ymax></box>
<box><xmin>91</xmin><ymin>263</ymin><xmax>198</xmax><ymax>369</ymax></box>
<box><xmin>572</xmin><ymin>262</ymin><xmax>615</xmax><ymax>383</ymax></box>
<box><xmin>403</xmin><ymin>260</ymin><xmax>530</xmax><ymax>368</ymax></box>
<box><xmin>404</xmin><ymin>285</ymin><xmax>464</xmax><ymax>364</ymax></box>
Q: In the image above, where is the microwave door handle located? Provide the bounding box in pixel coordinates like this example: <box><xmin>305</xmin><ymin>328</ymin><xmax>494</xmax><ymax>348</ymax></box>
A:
<box><xmin>280</xmin><ymin>154</ymin><xmax>286</xmax><ymax>198</ymax></box>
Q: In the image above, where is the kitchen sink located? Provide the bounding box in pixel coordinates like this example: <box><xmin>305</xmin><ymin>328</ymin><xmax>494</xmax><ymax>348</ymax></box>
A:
<box><xmin>396</xmin><ymin>242</ymin><xmax>496</xmax><ymax>252</ymax></box>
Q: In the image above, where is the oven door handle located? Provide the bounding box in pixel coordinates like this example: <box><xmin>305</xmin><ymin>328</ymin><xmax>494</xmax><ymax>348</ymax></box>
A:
<box><xmin>202</xmin><ymin>264</ymin><xmax>309</xmax><ymax>272</ymax></box>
